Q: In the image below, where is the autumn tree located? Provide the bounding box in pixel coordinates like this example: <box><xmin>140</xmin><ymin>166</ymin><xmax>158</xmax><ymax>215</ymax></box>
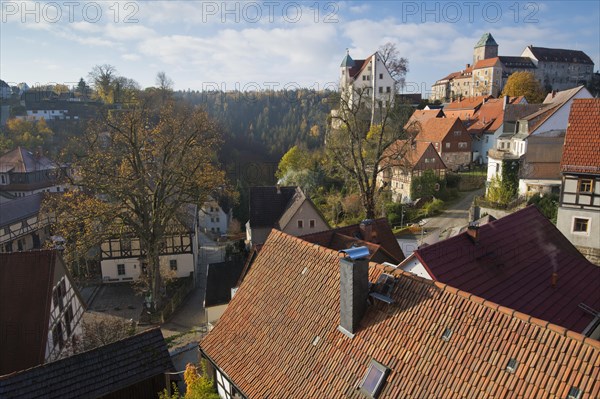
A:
<box><xmin>501</xmin><ymin>71</ymin><xmax>546</xmax><ymax>103</ymax></box>
<box><xmin>88</xmin><ymin>64</ymin><xmax>139</xmax><ymax>104</ymax></box>
<box><xmin>0</xmin><ymin>117</ymin><xmax>54</xmax><ymax>152</ymax></box>
<box><xmin>159</xmin><ymin>363</ymin><xmax>219</xmax><ymax>399</ymax></box>
<box><xmin>62</xmin><ymin>93</ymin><xmax>227</xmax><ymax>309</ymax></box>
<box><xmin>326</xmin><ymin>89</ymin><xmax>413</xmax><ymax>219</ymax></box>
<box><xmin>378</xmin><ymin>42</ymin><xmax>409</xmax><ymax>90</ymax></box>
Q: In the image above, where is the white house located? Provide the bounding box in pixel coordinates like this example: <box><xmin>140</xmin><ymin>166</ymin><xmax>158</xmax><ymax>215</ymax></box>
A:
<box><xmin>100</xmin><ymin>215</ymin><xmax>197</xmax><ymax>283</ymax></box>
<box><xmin>556</xmin><ymin>98</ymin><xmax>600</xmax><ymax>265</ymax></box>
<box><xmin>335</xmin><ymin>49</ymin><xmax>397</xmax><ymax>125</ymax></box>
<box><xmin>198</xmin><ymin>197</ymin><xmax>233</xmax><ymax>237</ymax></box>
<box><xmin>486</xmin><ymin>86</ymin><xmax>592</xmax><ymax>186</ymax></box>
<box><xmin>0</xmin><ymin>80</ymin><xmax>11</xmax><ymax>99</ymax></box>
<box><xmin>246</xmin><ymin>186</ymin><xmax>329</xmax><ymax>247</ymax></box>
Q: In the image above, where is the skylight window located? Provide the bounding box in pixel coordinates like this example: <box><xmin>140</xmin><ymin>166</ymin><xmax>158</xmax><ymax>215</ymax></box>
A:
<box><xmin>359</xmin><ymin>360</ymin><xmax>389</xmax><ymax>398</ymax></box>
<box><xmin>441</xmin><ymin>328</ymin><xmax>453</xmax><ymax>341</ymax></box>
<box><xmin>506</xmin><ymin>358</ymin><xmax>518</xmax><ymax>373</ymax></box>
<box><xmin>567</xmin><ymin>386</ymin><xmax>582</xmax><ymax>399</ymax></box>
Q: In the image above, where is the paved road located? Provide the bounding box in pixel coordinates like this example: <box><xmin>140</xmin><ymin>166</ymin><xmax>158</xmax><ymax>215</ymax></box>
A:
<box><xmin>161</xmin><ymin>232</ymin><xmax>224</xmax><ymax>349</ymax></box>
<box><xmin>424</xmin><ymin>188</ymin><xmax>485</xmax><ymax>236</ymax></box>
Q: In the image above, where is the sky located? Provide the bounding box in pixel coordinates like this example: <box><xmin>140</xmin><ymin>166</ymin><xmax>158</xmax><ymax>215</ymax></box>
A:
<box><xmin>1</xmin><ymin>0</ymin><xmax>599</xmax><ymax>96</ymax></box>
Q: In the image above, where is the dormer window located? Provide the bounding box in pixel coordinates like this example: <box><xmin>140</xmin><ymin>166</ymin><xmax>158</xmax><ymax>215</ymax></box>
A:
<box><xmin>359</xmin><ymin>360</ymin><xmax>389</xmax><ymax>398</ymax></box>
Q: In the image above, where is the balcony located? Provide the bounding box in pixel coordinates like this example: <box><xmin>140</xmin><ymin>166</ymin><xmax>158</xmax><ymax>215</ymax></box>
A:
<box><xmin>487</xmin><ymin>148</ymin><xmax>519</xmax><ymax>160</ymax></box>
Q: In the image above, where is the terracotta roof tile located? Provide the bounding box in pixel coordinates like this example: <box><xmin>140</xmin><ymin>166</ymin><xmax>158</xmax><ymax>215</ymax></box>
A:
<box><xmin>560</xmin><ymin>98</ymin><xmax>600</xmax><ymax>174</ymax></box>
<box><xmin>200</xmin><ymin>229</ymin><xmax>600</xmax><ymax>398</ymax></box>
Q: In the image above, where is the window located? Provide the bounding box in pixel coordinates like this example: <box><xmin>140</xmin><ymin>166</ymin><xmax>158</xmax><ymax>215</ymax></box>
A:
<box><xmin>309</xmin><ymin>220</ymin><xmax>315</xmax><ymax>228</ymax></box>
<box><xmin>359</xmin><ymin>360</ymin><xmax>389</xmax><ymax>398</ymax></box>
<box><xmin>573</xmin><ymin>218</ymin><xmax>589</xmax><ymax>233</ymax></box>
<box><xmin>578</xmin><ymin>178</ymin><xmax>593</xmax><ymax>193</ymax></box>
<box><xmin>386</xmin><ymin>86</ymin><xmax>391</xmax><ymax>93</ymax></box>
<box><xmin>458</xmin><ymin>142</ymin><xmax>468</xmax><ymax>149</ymax></box>
<box><xmin>120</xmin><ymin>238</ymin><xmax>131</xmax><ymax>254</ymax></box>
<box><xmin>379</xmin><ymin>73</ymin><xmax>383</xmax><ymax>79</ymax></box>
<box><xmin>216</xmin><ymin>217</ymin><xmax>220</xmax><ymax>222</ymax></box>
<box><xmin>117</xmin><ymin>264</ymin><xmax>125</xmax><ymax>275</ymax></box>
<box><xmin>297</xmin><ymin>220</ymin><xmax>304</xmax><ymax>229</ymax></box>
<box><xmin>441</xmin><ymin>327</ymin><xmax>453</xmax><ymax>341</ymax></box>
<box><xmin>445</xmin><ymin>142</ymin><xmax>451</xmax><ymax>149</ymax></box>
<box><xmin>362</xmin><ymin>76</ymin><xmax>366</xmax><ymax>81</ymax></box>
<box><xmin>506</xmin><ymin>358</ymin><xmax>518</xmax><ymax>373</ymax></box>
<box><xmin>378</xmin><ymin>87</ymin><xmax>383</xmax><ymax>93</ymax></box>
<box><xmin>64</xmin><ymin>304</ymin><xmax>73</xmax><ymax>335</ymax></box>
<box><xmin>454</xmin><ymin>131</ymin><xmax>461</xmax><ymax>136</ymax></box>
<box><xmin>52</xmin><ymin>322</ymin><xmax>64</xmax><ymax>349</ymax></box>
<box><xmin>170</xmin><ymin>259</ymin><xmax>178</xmax><ymax>271</ymax></box>
<box><xmin>567</xmin><ymin>387</ymin><xmax>582</xmax><ymax>399</ymax></box>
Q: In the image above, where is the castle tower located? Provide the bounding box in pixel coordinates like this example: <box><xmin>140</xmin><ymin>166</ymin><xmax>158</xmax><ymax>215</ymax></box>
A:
<box><xmin>340</xmin><ymin>49</ymin><xmax>354</xmax><ymax>89</ymax></box>
<box><xmin>473</xmin><ymin>33</ymin><xmax>498</xmax><ymax>65</ymax></box>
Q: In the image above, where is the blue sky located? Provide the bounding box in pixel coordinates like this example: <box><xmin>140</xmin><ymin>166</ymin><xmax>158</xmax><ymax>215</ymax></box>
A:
<box><xmin>1</xmin><ymin>1</ymin><xmax>599</xmax><ymax>96</ymax></box>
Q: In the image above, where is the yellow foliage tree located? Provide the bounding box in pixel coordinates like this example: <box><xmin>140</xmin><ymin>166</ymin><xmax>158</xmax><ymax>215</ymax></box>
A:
<box><xmin>501</xmin><ymin>71</ymin><xmax>545</xmax><ymax>103</ymax></box>
<box><xmin>159</xmin><ymin>363</ymin><xmax>219</xmax><ymax>399</ymax></box>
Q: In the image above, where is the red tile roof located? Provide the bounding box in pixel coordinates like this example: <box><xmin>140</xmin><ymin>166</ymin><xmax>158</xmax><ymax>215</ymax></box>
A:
<box><xmin>473</xmin><ymin>57</ymin><xmax>501</xmax><ymax>69</ymax></box>
<box><xmin>200</xmin><ymin>229</ymin><xmax>600</xmax><ymax>399</ymax></box>
<box><xmin>561</xmin><ymin>98</ymin><xmax>600</xmax><ymax>174</ymax></box>
<box><xmin>410</xmin><ymin>206</ymin><xmax>600</xmax><ymax>333</ymax></box>
<box><xmin>415</xmin><ymin>117</ymin><xmax>464</xmax><ymax>143</ymax></box>
<box><xmin>383</xmin><ymin>140</ymin><xmax>446</xmax><ymax>171</ymax></box>
<box><xmin>444</xmin><ymin>95</ymin><xmax>492</xmax><ymax>111</ymax></box>
<box><xmin>404</xmin><ymin>109</ymin><xmax>445</xmax><ymax>132</ymax></box>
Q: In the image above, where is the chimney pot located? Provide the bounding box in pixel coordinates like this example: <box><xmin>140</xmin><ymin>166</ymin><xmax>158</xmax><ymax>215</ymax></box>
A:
<box><xmin>276</xmin><ymin>184</ymin><xmax>281</xmax><ymax>194</ymax></box>
<box><xmin>359</xmin><ymin>219</ymin><xmax>374</xmax><ymax>242</ymax></box>
<box><xmin>551</xmin><ymin>272</ymin><xmax>558</xmax><ymax>288</ymax></box>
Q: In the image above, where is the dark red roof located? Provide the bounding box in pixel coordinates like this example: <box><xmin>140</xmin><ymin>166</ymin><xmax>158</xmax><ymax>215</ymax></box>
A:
<box><xmin>412</xmin><ymin>206</ymin><xmax>600</xmax><ymax>333</ymax></box>
<box><xmin>561</xmin><ymin>98</ymin><xmax>600</xmax><ymax>174</ymax></box>
<box><xmin>0</xmin><ymin>251</ymin><xmax>56</xmax><ymax>374</ymax></box>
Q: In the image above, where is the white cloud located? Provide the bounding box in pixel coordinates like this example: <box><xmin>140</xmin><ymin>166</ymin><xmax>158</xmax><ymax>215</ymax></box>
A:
<box><xmin>121</xmin><ymin>53</ymin><xmax>141</xmax><ymax>61</ymax></box>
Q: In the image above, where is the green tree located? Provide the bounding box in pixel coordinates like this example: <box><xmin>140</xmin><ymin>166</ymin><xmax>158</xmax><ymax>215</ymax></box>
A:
<box><xmin>60</xmin><ymin>93</ymin><xmax>228</xmax><ymax>309</ymax></box>
<box><xmin>501</xmin><ymin>71</ymin><xmax>545</xmax><ymax>103</ymax></box>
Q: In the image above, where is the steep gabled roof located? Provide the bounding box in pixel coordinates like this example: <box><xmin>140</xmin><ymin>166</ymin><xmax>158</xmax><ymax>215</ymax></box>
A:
<box><xmin>404</xmin><ymin>109</ymin><xmax>445</xmax><ymax>132</ymax></box>
<box><xmin>561</xmin><ymin>98</ymin><xmax>600</xmax><ymax>174</ymax></box>
<box><xmin>201</xmin><ymin>229</ymin><xmax>600</xmax><ymax>399</ymax></box>
<box><xmin>383</xmin><ymin>140</ymin><xmax>446</xmax><ymax>172</ymax></box>
<box><xmin>0</xmin><ymin>192</ymin><xmax>44</xmax><ymax>227</ymax></box>
<box><xmin>444</xmin><ymin>95</ymin><xmax>491</xmax><ymax>111</ymax></box>
<box><xmin>473</xmin><ymin>57</ymin><xmax>501</xmax><ymax>69</ymax></box>
<box><xmin>248</xmin><ymin>186</ymin><xmax>297</xmax><ymax>228</ymax></box>
<box><xmin>0</xmin><ymin>328</ymin><xmax>174</xmax><ymax>398</ymax></box>
<box><xmin>474</xmin><ymin>32</ymin><xmax>498</xmax><ymax>48</ymax></box>
<box><xmin>0</xmin><ymin>251</ymin><xmax>57</xmax><ymax>374</ymax></box>
<box><xmin>415</xmin><ymin>117</ymin><xmax>464</xmax><ymax>143</ymax></box>
<box><xmin>301</xmin><ymin>218</ymin><xmax>405</xmax><ymax>263</ymax></box>
<box><xmin>205</xmin><ymin>258</ymin><xmax>245</xmax><ymax>307</ymax></box>
<box><xmin>527</xmin><ymin>46</ymin><xmax>594</xmax><ymax>64</ymax></box>
<box><xmin>0</xmin><ymin>147</ymin><xmax>56</xmax><ymax>173</ymax></box>
<box><xmin>410</xmin><ymin>206</ymin><xmax>600</xmax><ymax>333</ymax></box>
<box><xmin>544</xmin><ymin>85</ymin><xmax>588</xmax><ymax>105</ymax></box>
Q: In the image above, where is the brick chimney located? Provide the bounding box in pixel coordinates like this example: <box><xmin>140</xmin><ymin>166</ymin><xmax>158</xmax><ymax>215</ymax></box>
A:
<box><xmin>338</xmin><ymin>255</ymin><xmax>369</xmax><ymax>337</ymax></box>
<box><xmin>551</xmin><ymin>272</ymin><xmax>558</xmax><ymax>288</ymax></box>
<box><xmin>466</xmin><ymin>223</ymin><xmax>479</xmax><ymax>243</ymax></box>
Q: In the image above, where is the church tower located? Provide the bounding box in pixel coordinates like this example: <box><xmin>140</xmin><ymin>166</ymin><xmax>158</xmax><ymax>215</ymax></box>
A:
<box><xmin>473</xmin><ymin>33</ymin><xmax>498</xmax><ymax>65</ymax></box>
